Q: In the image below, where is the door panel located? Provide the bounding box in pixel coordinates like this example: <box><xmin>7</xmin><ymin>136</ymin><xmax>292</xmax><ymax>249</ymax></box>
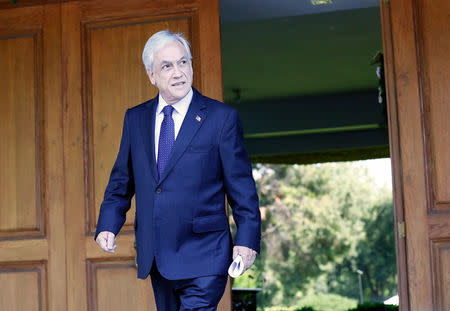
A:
<box><xmin>416</xmin><ymin>0</ymin><xmax>450</xmax><ymax>211</ymax></box>
<box><xmin>87</xmin><ymin>259</ymin><xmax>156</xmax><ymax>311</ymax></box>
<box><xmin>0</xmin><ymin>263</ymin><xmax>47</xmax><ymax>311</ymax></box>
<box><xmin>0</xmin><ymin>4</ymin><xmax>66</xmax><ymax>311</ymax></box>
<box><xmin>85</xmin><ymin>13</ymin><xmax>194</xmax><ymax>234</ymax></box>
<box><xmin>0</xmin><ymin>31</ymin><xmax>41</xmax><ymax>237</ymax></box>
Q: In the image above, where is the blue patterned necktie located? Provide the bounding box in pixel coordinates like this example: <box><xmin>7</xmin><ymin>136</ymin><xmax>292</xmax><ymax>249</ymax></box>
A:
<box><xmin>157</xmin><ymin>105</ymin><xmax>175</xmax><ymax>178</ymax></box>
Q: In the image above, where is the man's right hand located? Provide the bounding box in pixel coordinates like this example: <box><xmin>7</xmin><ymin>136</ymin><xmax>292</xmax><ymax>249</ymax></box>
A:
<box><xmin>96</xmin><ymin>231</ymin><xmax>117</xmax><ymax>253</ymax></box>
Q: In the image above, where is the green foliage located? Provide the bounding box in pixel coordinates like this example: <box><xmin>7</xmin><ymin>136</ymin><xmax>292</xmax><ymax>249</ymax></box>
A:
<box><xmin>261</xmin><ymin>297</ymin><xmax>355</xmax><ymax>311</ymax></box>
<box><xmin>347</xmin><ymin>303</ymin><xmax>398</xmax><ymax>311</ymax></box>
<box><xmin>263</xmin><ymin>307</ymin><xmax>307</xmax><ymax>311</ymax></box>
<box><xmin>252</xmin><ymin>162</ymin><xmax>385</xmax><ymax>306</ymax></box>
<box><xmin>238</xmin><ymin>161</ymin><xmax>396</xmax><ymax>308</ymax></box>
<box><xmin>233</xmin><ymin>263</ymin><xmax>261</xmax><ymax>288</ymax></box>
<box><xmin>295</xmin><ymin>293</ymin><xmax>357</xmax><ymax>311</ymax></box>
<box><xmin>356</xmin><ymin>200</ymin><xmax>397</xmax><ymax>301</ymax></box>
<box><xmin>327</xmin><ymin>191</ymin><xmax>397</xmax><ymax>301</ymax></box>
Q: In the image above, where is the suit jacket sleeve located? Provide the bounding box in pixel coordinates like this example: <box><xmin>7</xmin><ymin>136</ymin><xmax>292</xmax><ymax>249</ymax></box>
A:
<box><xmin>94</xmin><ymin>111</ymin><xmax>135</xmax><ymax>240</ymax></box>
<box><xmin>219</xmin><ymin>109</ymin><xmax>261</xmax><ymax>253</ymax></box>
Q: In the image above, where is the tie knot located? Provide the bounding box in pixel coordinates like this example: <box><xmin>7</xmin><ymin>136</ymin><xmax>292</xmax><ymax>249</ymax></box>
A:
<box><xmin>162</xmin><ymin>105</ymin><xmax>174</xmax><ymax>117</ymax></box>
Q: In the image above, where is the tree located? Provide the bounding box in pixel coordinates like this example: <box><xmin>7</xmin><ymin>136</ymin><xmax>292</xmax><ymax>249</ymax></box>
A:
<box><xmin>232</xmin><ymin>162</ymin><xmax>396</xmax><ymax>307</ymax></box>
<box><xmin>356</xmin><ymin>197</ymin><xmax>397</xmax><ymax>301</ymax></box>
<box><xmin>326</xmin><ymin>189</ymin><xmax>397</xmax><ymax>302</ymax></box>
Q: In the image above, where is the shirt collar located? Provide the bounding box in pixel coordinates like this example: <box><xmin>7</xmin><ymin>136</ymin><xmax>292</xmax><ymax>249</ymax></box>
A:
<box><xmin>156</xmin><ymin>88</ymin><xmax>193</xmax><ymax>116</ymax></box>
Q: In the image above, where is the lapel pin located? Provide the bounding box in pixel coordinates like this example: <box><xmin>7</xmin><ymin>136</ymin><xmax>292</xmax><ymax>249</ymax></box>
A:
<box><xmin>195</xmin><ymin>115</ymin><xmax>202</xmax><ymax>122</ymax></box>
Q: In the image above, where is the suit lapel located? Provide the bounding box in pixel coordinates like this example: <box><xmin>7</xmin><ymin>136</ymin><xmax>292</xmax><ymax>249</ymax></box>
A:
<box><xmin>158</xmin><ymin>90</ymin><xmax>208</xmax><ymax>185</ymax></box>
<box><xmin>139</xmin><ymin>97</ymin><xmax>159</xmax><ymax>183</ymax></box>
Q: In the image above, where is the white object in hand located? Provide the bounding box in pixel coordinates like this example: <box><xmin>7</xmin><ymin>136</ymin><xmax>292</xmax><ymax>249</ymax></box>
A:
<box><xmin>228</xmin><ymin>255</ymin><xmax>244</xmax><ymax>278</ymax></box>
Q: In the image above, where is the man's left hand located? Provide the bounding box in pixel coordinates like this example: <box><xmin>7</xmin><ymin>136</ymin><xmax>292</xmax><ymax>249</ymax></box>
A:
<box><xmin>233</xmin><ymin>245</ymin><xmax>257</xmax><ymax>273</ymax></box>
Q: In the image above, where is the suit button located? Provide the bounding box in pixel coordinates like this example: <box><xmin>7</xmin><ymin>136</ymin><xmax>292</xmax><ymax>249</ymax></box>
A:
<box><xmin>156</xmin><ymin>188</ymin><xmax>162</xmax><ymax>194</ymax></box>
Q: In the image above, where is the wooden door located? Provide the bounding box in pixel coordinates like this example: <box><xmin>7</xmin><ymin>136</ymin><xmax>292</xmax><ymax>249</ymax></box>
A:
<box><xmin>381</xmin><ymin>0</ymin><xmax>450</xmax><ymax>310</ymax></box>
<box><xmin>0</xmin><ymin>1</ymin><xmax>227</xmax><ymax>310</ymax></box>
<box><xmin>61</xmin><ymin>1</ymin><xmax>230</xmax><ymax>311</ymax></box>
<box><xmin>0</xmin><ymin>4</ymin><xmax>67</xmax><ymax>311</ymax></box>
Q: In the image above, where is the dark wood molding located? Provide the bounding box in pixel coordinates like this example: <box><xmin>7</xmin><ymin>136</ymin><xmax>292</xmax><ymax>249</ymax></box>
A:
<box><xmin>380</xmin><ymin>1</ymin><xmax>410</xmax><ymax>310</ymax></box>
<box><xmin>411</xmin><ymin>0</ymin><xmax>437</xmax><ymax>214</ymax></box>
<box><xmin>0</xmin><ymin>0</ymin><xmax>70</xmax><ymax>11</ymax></box>
<box><xmin>34</xmin><ymin>26</ymin><xmax>46</xmax><ymax>242</ymax></box>
<box><xmin>428</xmin><ymin>214</ymin><xmax>450</xmax><ymax>240</ymax></box>
<box><xmin>435</xmin><ymin>202</ymin><xmax>450</xmax><ymax>212</ymax></box>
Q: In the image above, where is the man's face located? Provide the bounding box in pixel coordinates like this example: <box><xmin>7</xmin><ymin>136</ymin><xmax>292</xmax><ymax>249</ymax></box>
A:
<box><xmin>147</xmin><ymin>41</ymin><xmax>193</xmax><ymax>104</ymax></box>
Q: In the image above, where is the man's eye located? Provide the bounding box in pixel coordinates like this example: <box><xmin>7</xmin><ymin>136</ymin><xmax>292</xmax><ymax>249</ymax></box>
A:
<box><xmin>162</xmin><ymin>64</ymin><xmax>170</xmax><ymax>70</ymax></box>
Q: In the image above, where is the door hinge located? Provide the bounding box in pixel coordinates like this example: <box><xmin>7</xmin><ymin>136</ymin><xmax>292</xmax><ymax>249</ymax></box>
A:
<box><xmin>398</xmin><ymin>221</ymin><xmax>406</xmax><ymax>238</ymax></box>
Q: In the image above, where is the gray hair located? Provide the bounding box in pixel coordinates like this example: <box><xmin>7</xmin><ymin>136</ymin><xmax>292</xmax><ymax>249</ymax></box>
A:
<box><xmin>142</xmin><ymin>30</ymin><xmax>192</xmax><ymax>71</ymax></box>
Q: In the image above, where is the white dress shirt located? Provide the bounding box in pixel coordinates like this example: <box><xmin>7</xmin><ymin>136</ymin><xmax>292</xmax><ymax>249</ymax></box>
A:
<box><xmin>155</xmin><ymin>88</ymin><xmax>193</xmax><ymax>162</ymax></box>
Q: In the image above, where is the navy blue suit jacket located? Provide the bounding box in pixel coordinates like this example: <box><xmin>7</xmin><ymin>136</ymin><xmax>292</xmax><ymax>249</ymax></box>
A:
<box><xmin>95</xmin><ymin>88</ymin><xmax>261</xmax><ymax>280</ymax></box>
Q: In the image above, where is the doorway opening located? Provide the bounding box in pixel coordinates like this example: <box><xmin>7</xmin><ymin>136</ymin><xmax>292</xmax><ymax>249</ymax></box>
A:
<box><xmin>232</xmin><ymin>160</ymin><xmax>397</xmax><ymax>310</ymax></box>
<box><xmin>219</xmin><ymin>1</ymin><xmax>398</xmax><ymax>310</ymax></box>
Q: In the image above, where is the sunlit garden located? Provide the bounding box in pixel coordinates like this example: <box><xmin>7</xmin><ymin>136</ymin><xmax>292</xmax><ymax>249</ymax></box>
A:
<box><xmin>230</xmin><ymin>160</ymin><xmax>398</xmax><ymax>311</ymax></box>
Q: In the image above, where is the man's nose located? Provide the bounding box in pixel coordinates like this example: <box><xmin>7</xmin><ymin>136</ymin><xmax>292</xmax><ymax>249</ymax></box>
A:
<box><xmin>172</xmin><ymin>65</ymin><xmax>183</xmax><ymax>77</ymax></box>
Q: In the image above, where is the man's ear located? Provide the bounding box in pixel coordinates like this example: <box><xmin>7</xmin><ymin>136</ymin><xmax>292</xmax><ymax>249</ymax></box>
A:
<box><xmin>147</xmin><ymin>68</ymin><xmax>156</xmax><ymax>85</ymax></box>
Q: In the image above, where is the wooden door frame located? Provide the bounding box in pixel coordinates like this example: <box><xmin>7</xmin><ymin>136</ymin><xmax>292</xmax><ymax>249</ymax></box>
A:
<box><xmin>380</xmin><ymin>1</ymin><xmax>409</xmax><ymax>308</ymax></box>
<box><xmin>380</xmin><ymin>0</ymin><xmax>431</xmax><ymax>309</ymax></box>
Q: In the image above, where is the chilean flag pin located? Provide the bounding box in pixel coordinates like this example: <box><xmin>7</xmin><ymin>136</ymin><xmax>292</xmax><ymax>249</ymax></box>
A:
<box><xmin>196</xmin><ymin>115</ymin><xmax>202</xmax><ymax>122</ymax></box>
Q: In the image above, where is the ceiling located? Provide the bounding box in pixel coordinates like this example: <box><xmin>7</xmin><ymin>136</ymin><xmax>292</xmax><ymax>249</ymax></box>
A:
<box><xmin>217</xmin><ymin>1</ymin><xmax>387</xmax><ymax>161</ymax></box>
<box><xmin>220</xmin><ymin>0</ymin><xmax>379</xmax><ymax>23</ymax></box>
<box><xmin>219</xmin><ymin>1</ymin><xmax>382</xmax><ymax>103</ymax></box>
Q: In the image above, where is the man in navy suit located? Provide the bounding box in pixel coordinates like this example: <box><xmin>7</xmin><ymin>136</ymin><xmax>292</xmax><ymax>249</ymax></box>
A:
<box><xmin>95</xmin><ymin>30</ymin><xmax>261</xmax><ymax>310</ymax></box>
